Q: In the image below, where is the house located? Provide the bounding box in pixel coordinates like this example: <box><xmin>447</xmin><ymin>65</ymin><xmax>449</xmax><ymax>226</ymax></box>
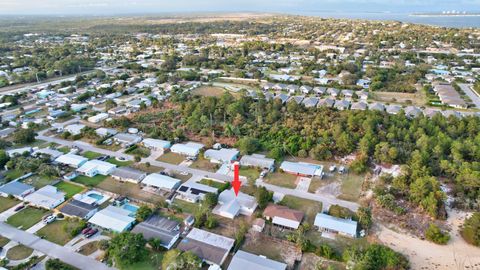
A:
<box><xmin>240</xmin><ymin>154</ymin><xmax>275</xmax><ymax>172</ymax></box>
<box><xmin>204</xmin><ymin>148</ymin><xmax>239</xmax><ymax>164</ymax></box>
<box><xmin>175</xmin><ymin>181</ymin><xmax>218</xmax><ymax>203</ymax></box>
<box><xmin>302</xmin><ymin>97</ymin><xmax>319</xmax><ymax>108</ymax></box>
<box><xmin>88</xmin><ymin>113</ymin><xmax>109</xmax><ymax>124</ymax></box>
<box><xmin>213</xmin><ymin>189</ymin><xmax>258</xmax><ymax>219</ymax></box>
<box><xmin>0</xmin><ymin>181</ymin><xmax>35</xmax><ymax>198</ymax></box>
<box><xmin>368</xmin><ymin>102</ymin><xmax>385</xmax><ymax>112</ymax></box>
<box><xmin>252</xmin><ymin>218</ymin><xmax>266</xmax><ymax>232</ymax></box>
<box><xmin>357</xmin><ymin>90</ymin><xmax>369</xmax><ymax>101</ymax></box>
<box><xmin>24</xmin><ymin>185</ymin><xmax>65</xmax><ymax>210</ymax></box>
<box><xmin>95</xmin><ymin>127</ymin><xmax>118</xmax><ymax>137</ymax></box>
<box><xmin>131</xmin><ymin>215</ymin><xmax>180</xmax><ymax>249</ymax></box>
<box><xmin>59</xmin><ymin>199</ymin><xmax>98</xmax><ymax>220</ymax></box>
<box><xmin>263</xmin><ymin>204</ymin><xmax>304</xmax><ymax>230</ymax></box>
<box><xmin>279</xmin><ymin>161</ymin><xmax>323</xmax><ymax>177</ymax></box>
<box><xmin>334</xmin><ymin>99</ymin><xmax>350</xmax><ymax>110</ymax></box>
<box><xmin>64</xmin><ymin>124</ymin><xmax>85</xmax><ymax>136</ymax></box>
<box><xmin>113</xmin><ymin>133</ymin><xmax>142</xmax><ymax>146</ymax></box>
<box><xmin>351</xmin><ymin>101</ymin><xmax>367</xmax><ymax>111</ymax></box>
<box><xmin>142</xmin><ymin>138</ymin><xmax>171</xmax><ymax>151</ymax></box>
<box><xmin>386</xmin><ymin>104</ymin><xmax>403</xmax><ymax>115</ymax></box>
<box><xmin>108</xmin><ymin>106</ymin><xmax>127</xmax><ymax>115</ymax></box>
<box><xmin>77</xmin><ymin>160</ymin><xmax>116</xmax><ymax>177</ymax></box>
<box><xmin>170</xmin><ymin>142</ymin><xmax>204</xmax><ymax>157</ymax></box>
<box><xmin>0</xmin><ymin>127</ymin><xmax>15</xmax><ymax>138</ymax></box>
<box><xmin>299</xmin><ymin>85</ymin><xmax>312</xmax><ymax>94</ymax></box>
<box><xmin>88</xmin><ymin>205</ymin><xmax>136</xmax><ymax>232</ymax></box>
<box><xmin>288</xmin><ymin>95</ymin><xmax>305</xmax><ymax>104</ymax></box>
<box><xmin>313</xmin><ymin>86</ymin><xmax>327</xmax><ymax>95</ymax></box>
<box><xmin>227</xmin><ymin>250</ymin><xmax>287</xmax><ymax>270</ymax></box>
<box><xmin>32</xmin><ymin>148</ymin><xmax>63</xmax><ymax>160</ymax></box>
<box><xmin>326</xmin><ymin>88</ymin><xmax>339</xmax><ymax>97</ymax></box>
<box><xmin>404</xmin><ymin>106</ymin><xmax>422</xmax><ymax>118</ymax></box>
<box><xmin>274</xmin><ymin>93</ymin><xmax>290</xmax><ymax>104</ymax></box>
<box><xmin>317</xmin><ymin>98</ymin><xmax>335</xmax><ymax>108</ymax></box>
<box><xmin>178</xmin><ymin>228</ymin><xmax>235</xmax><ymax>266</ymax></box>
<box><xmin>110</xmin><ymin>166</ymin><xmax>147</xmax><ymax>183</ymax></box>
<box><xmin>6</xmin><ymin>147</ymin><xmax>33</xmax><ymax>157</ymax></box>
<box><xmin>141</xmin><ymin>173</ymin><xmax>181</xmax><ymax>192</ymax></box>
<box><xmin>55</xmin><ymin>154</ymin><xmax>88</xmax><ymax>168</ymax></box>
<box><xmin>314</xmin><ymin>213</ymin><xmax>358</xmax><ymax>238</ymax></box>
<box><xmin>433</xmin><ymin>83</ymin><xmax>468</xmax><ymax>109</ymax></box>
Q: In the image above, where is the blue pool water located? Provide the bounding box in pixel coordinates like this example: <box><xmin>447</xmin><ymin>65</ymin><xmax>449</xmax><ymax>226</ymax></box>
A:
<box><xmin>122</xmin><ymin>203</ymin><xmax>139</xmax><ymax>214</ymax></box>
<box><xmin>87</xmin><ymin>193</ymin><xmax>104</xmax><ymax>201</ymax></box>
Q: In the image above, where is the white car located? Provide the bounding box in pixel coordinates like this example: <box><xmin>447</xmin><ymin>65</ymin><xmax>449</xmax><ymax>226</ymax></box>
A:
<box><xmin>329</xmin><ymin>165</ymin><xmax>337</xmax><ymax>172</ymax></box>
<box><xmin>43</xmin><ymin>215</ymin><xmax>56</xmax><ymax>224</ymax></box>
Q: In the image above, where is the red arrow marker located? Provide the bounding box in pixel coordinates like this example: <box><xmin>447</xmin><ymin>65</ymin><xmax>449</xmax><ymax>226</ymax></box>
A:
<box><xmin>232</xmin><ymin>162</ymin><xmax>241</xmax><ymax>196</ymax></box>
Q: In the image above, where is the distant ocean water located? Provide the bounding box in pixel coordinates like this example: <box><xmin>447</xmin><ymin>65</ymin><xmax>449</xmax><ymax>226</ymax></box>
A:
<box><xmin>288</xmin><ymin>11</ymin><xmax>480</xmax><ymax>28</ymax></box>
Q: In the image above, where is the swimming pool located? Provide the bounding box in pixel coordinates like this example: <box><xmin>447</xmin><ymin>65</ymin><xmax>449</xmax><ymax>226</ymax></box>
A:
<box><xmin>88</xmin><ymin>193</ymin><xmax>104</xmax><ymax>201</ymax></box>
<box><xmin>122</xmin><ymin>203</ymin><xmax>139</xmax><ymax>214</ymax></box>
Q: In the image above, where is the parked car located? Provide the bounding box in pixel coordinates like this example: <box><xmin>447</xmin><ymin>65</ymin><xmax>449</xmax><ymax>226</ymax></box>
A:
<box><xmin>186</xmin><ymin>156</ymin><xmax>197</xmax><ymax>161</ymax></box>
<box><xmin>329</xmin><ymin>165</ymin><xmax>336</xmax><ymax>172</ymax></box>
<box><xmin>14</xmin><ymin>205</ymin><xmax>25</xmax><ymax>212</ymax></box>
<box><xmin>81</xmin><ymin>227</ymin><xmax>91</xmax><ymax>235</ymax></box>
<box><xmin>260</xmin><ymin>171</ymin><xmax>268</xmax><ymax>178</ymax></box>
<box><xmin>43</xmin><ymin>215</ymin><xmax>56</xmax><ymax>224</ymax></box>
<box><xmin>85</xmin><ymin>228</ymin><xmax>98</xmax><ymax>238</ymax></box>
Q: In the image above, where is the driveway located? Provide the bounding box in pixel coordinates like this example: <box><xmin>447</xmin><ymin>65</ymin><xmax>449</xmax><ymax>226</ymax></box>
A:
<box><xmin>0</xmin><ymin>222</ymin><xmax>114</xmax><ymax>270</ymax></box>
<box><xmin>0</xmin><ymin>202</ymin><xmax>24</xmax><ymax>222</ymax></box>
<box><xmin>458</xmin><ymin>83</ymin><xmax>480</xmax><ymax>108</ymax></box>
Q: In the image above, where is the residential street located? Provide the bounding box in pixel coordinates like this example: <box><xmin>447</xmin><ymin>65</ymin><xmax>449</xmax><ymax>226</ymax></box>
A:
<box><xmin>0</xmin><ymin>222</ymin><xmax>114</xmax><ymax>270</ymax></box>
<box><xmin>37</xmin><ymin>129</ymin><xmax>360</xmax><ymax>212</ymax></box>
<box><xmin>458</xmin><ymin>83</ymin><xmax>480</xmax><ymax>109</ymax></box>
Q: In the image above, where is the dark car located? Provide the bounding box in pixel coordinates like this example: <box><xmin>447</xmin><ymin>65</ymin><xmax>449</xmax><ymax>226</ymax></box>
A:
<box><xmin>82</xmin><ymin>227</ymin><xmax>94</xmax><ymax>236</ymax></box>
<box><xmin>14</xmin><ymin>205</ymin><xmax>25</xmax><ymax>212</ymax></box>
<box><xmin>81</xmin><ymin>227</ymin><xmax>91</xmax><ymax>235</ymax></box>
<box><xmin>85</xmin><ymin>228</ymin><xmax>98</xmax><ymax>238</ymax></box>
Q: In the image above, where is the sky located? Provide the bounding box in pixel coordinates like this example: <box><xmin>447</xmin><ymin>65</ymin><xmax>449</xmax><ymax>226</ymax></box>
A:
<box><xmin>1</xmin><ymin>0</ymin><xmax>480</xmax><ymax>15</ymax></box>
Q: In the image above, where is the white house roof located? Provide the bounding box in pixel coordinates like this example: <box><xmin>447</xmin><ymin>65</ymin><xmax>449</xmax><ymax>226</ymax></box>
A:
<box><xmin>204</xmin><ymin>148</ymin><xmax>239</xmax><ymax>163</ymax></box>
<box><xmin>77</xmin><ymin>160</ymin><xmax>116</xmax><ymax>175</ymax></box>
<box><xmin>24</xmin><ymin>185</ymin><xmax>65</xmax><ymax>209</ymax></box>
<box><xmin>186</xmin><ymin>228</ymin><xmax>235</xmax><ymax>251</ymax></box>
<box><xmin>142</xmin><ymin>138</ymin><xmax>171</xmax><ymax>149</ymax></box>
<box><xmin>171</xmin><ymin>142</ymin><xmax>204</xmax><ymax>156</ymax></box>
<box><xmin>33</xmin><ymin>148</ymin><xmax>63</xmax><ymax>159</ymax></box>
<box><xmin>227</xmin><ymin>250</ymin><xmax>287</xmax><ymax>270</ymax></box>
<box><xmin>88</xmin><ymin>205</ymin><xmax>135</xmax><ymax>232</ymax></box>
<box><xmin>314</xmin><ymin>213</ymin><xmax>358</xmax><ymax>237</ymax></box>
<box><xmin>142</xmin><ymin>173</ymin><xmax>181</xmax><ymax>190</ymax></box>
<box><xmin>239</xmin><ymin>154</ymin><xmax>275</xmax><ymax>170</ymax></box>
<box><xmin>214</xmin><ymin>189</ymin><xmax>257</xmax><ymax>218</ymax></box>
<box><xmin>280</xmin><ymin>161</ymin><xmax>323</xmax><ymax>176</ymax></box>
<box><xmin>55</xmin><ymin>154</ymin><xmax>88</xmax><ymax>167</ymax></box>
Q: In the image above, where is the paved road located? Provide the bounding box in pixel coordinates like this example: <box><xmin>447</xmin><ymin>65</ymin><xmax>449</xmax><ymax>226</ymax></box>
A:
<box><xmin>458</xmin><ymin>83</ymin><xmax>480</xmax><ymax>109</ymax></box>
<box><xmin>0</xmin><ymin>222</ymin><xmax>114</xmax><ymax>270</ymax></box>
<box><xmin>38</xmin><ymin>129</ymin><xmax>360</xmax><ymax>212</ymax></box>
<box><xmin>257</xmin><ymin>179</ymin><xmax>360</xmax><ymax>212</ymax></box>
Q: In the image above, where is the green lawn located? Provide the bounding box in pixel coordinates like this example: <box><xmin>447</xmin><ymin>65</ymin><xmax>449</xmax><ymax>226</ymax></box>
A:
<box><xmin>82</xmin><ymin>151</ymin><xmax>102</xmax><ymax>159</ymax></box>
<box><xmin>58</xmin><ymin>146</ymin><xmax>71</xmax><ymax>154</ymax></box>
<box><xmin>126</xmin><ymin>145</ymin><xmax>151</xmax><ymax>158</ymax></box>
<box><xmin>4</xmin><ymin>169</ymin><xmax>25</xmax><ymax>181</ymax></box>
<box><xmin>156</xmin><ymin>152</ymin><xmax>185</xmax><ymax>165</ymax></box>
<box><xmin>0</xmin><ymin>196</ymin><xmax>19</xmax><ymax>213</ymax></box>
<box><xmin>190</xmin><ymin>156</ymin><xmax>219</xmax><ymax>172</ymax></box>
<box><xmin>36</xmin><ymin>219</ymin><xmax>82</xmax><ymax>245</ymax></box>
<box><xmin>6</xmin><ymin>207</ymin><xmax>51</xmax><ymax>230</ymax></box>
<box><xmin>0</xmin><ymin>236</ymin><xmax>10</xmax><ymax>247</ymax></box>
<box><xmin>264</xmin><ymin>172</ymin><xmax>298</xmax><ymax>189</ymax></box>
<box><xmin>199</xmin><ymin>178</ymin><xmax>227</xmax><ymax>189</ymax></box>
<box><xmin>240</xmin><ymin>167</ymin><xmax>261</xmax><ymax>182</ymax></box>
<box><xmin>172</xmin><ymin>199</ymin><xmax>199</xmax><ymax>214</ymax></box>
<box><xmin>6</xmin><ymin>244</ymin><xmax>34</xmax><ymax>260</ymax></box>
<box><xmin>338</xmin><ymin>173</ymin><xmax>365</xmax><ymax>202</ymax></box>
<box><xmin>279</xmin><ymin>195</ymin><xmax>323</xmax><ymax>224</ymax></box>
<box><xmin>107</xmin><ymin>157</ymin><xmax>133</xmax><ymax>167</ymax></box>
<box><xmin>118</xmin><ymin>251</ymin><xmax>163</xmax><ymax>270</ymax></box>
<box><xmin>21</xmin><ymin>175</ymin><xmax>56</xmax><ymax>189</ymax></box>
<box><xmin>55</xmin><ymin>181</ymin><xmax>85</xmax><ymax>198</ymax></box>
<box><xmin>74</xmin><ymin>174</ymin><xmax>107</xmax><ymax>187</ymax></box>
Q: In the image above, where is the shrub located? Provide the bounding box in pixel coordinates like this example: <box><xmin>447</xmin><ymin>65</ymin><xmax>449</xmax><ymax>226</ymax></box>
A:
<box><xmin>461</xmin><ymin>213</ymin><xmax>480</xmax><ymax>246</ymax></box>
<box><xmin>425</xmin><ymin>224</ymin><xmax>450</xmax><ymax>245</ymax></box>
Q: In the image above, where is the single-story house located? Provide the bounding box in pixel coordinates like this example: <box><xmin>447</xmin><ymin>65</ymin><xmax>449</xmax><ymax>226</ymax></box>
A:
<box><xmin>77</xmin><ymin>160</ymin><xmax>116</xmax><ymax>177</ymax></box>
<box><xmin>317</xmin><ymin>98</ymin><xmax>335</xmax><ymax>108</ymax></box>
<box><xmin>110</xmin><ymin>166</ymin><xmax>147</xmax><ymax>183</ymax></box>
<box><xmin>351</xmin><ymin>101</ymin><xmax>367</xmax><ymax>111</ymax></box>
<box><xmin>263</xmin><ymin>204</ymin><xmax>304</xmax><ymax>230</ymax></box>
<box><xmin>386</xmin><ymin>104</ymin><xmax>402</xmax><ymax>115</ymax></box>
<box><xmin>141</xmin><ymin>173</ymin><xmax>181</xmax><ymax>192</ymax></box>
<box><xmin>0</xmin><ymin>181</ymin><xmax>35</xmax><ymax>198</ymax></box>
<box><xmin>0</xmin><ymin>127</ymin><xmax>15</xmax><ymax>138</ymax></box>
<box><xmin>142</xmin><ymin>138</ymin><xmax>171</xmax><ymax>151</ymax></box>
<box><xmin>404</xmin><ymin>106</ymin><xmax>422</xmax><ymax>118</ymax></box>
<box><xmin>302</xmin><ymin>97</ymin><xmax>319</xmax><ymax>108</ymax></box>
<box><xmin>314</xmin><ymin>213</ymin><xmax>358</xmax><ymax>238</ymax></box>
<box><xmin>59</xmin><ymin>199</ymin><xmax>98</xmax><ymax>220</ymax></box>
<box><xmin>227</xmin><ymin>250</ymin><xmax>287</xmax><ymax>270</ymax></box>
<box><xmin>32</xmin><ymin>148</ymin><xmax>63</xmax><ymax>160</ymax></box>
<box><xmin>88</xmin><ymin>113</ymin><xmax>109</xmax><ymax>124</ymax></box>
<box><xmin>170</xmin><ymin>142</ymin><xmax>205</xmax><ymax>157</ymax></box>
<box><xmin>131</xmin><ymin>215</ymin><xmax>180</xmax><ymax>250</ymax></box>
<box><xmin>239</xmin><ymin>154</ymin><xmax>275</xmax><ymax>172</ymax></box>
<box><xmin>279</xmin><ymin>161</ymin><xmax>323</xmax><ymax>177</ymax></box>
<box><xmin>24</xmin><ymin>185</ymin><xmax>65</xmax><ymax>210</ymax></box>
<box><xmin>95</xmin><ymin>127</ymin><xmax>118</xmax><ymax>137</ymax></box>
<box><xmin>88</xmin><ymin>205</ymin><xmax>136</xmax><ymax>232</ymax></box>
<box><xmin>64</xmin><ymin>124</ymin><xmax>85</xmax><ymax>136</ymax></box>
<box><xmin>368</xmin><ymin>102</ymin><xmax>385</xmax><ymax>112</ymax></box>
<box><xmin>55</xmin><ymin>154</ymin><xmax>88</xmax><ymax>168</ymax></box>
<box><xmin>178</xmin><ymin>228</ymin><xmax>235</xmax><ymax>266</ymax></box>
<box><xmin>213</xmin><ymin>189</ymin><xmax>258</xmax><ymax>219</ymax></box>
<box><xmin>204</xmin><ymin>148</ymin><xmax>240</xmax><ymax>164</ymax></box>
<box><xmin>6</xmin><ymin>147</ymin><xmax>33</xmax><ymax>157</ymax></box>
<box><xmin>175</xmin><ymin>181</ymin><xmax>218</xmax><ymax>203</ymax></box>
<box><xmin>334</xmin><ymin>99</ymin><xmax>350</xmax><ymax>110</ymax></box>
<box><xmin>112</xmin><ymin>133</ymin><xmax>142</xmax><ymax>146</ymax></box>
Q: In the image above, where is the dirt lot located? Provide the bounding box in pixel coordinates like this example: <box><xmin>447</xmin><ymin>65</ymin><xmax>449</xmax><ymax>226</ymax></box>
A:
<box><xmin>96</xmin><ymin>177</ymin><xmax>166</xmax><ymax>204</ymax></box>
<box><xmin>298</xmin><ymin>253</ymin><xmax>346</xmax><ymax>270</ymax></box>
<box><xmin>371</xmin><ymin>91</ymin><xmax>427</xmax><ymax>106</ymax></box>
<box><xmin>192</xmin><ymin>86</ymin><xmax>229</xmax><ymax>97</ymax></box>
<box><xmin>376</xmin><ymin>209</ymin><xmax>480</xmax><ymax>270</ymax></box>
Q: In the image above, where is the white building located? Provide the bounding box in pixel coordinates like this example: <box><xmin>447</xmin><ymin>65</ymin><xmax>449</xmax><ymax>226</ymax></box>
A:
<box><xmin>170</xmin><ymin>142</ymin><xmax>205</xmax><ymax>157</ymax></box>
<box><xmin>24</xmin><ymin>185</ymin><xmax>65</xmax><ymax>210</ymax></box>
<box><xmin>88</xmin><ymin>113</ymin><xmax>109</xmax><ymax>123</ymax></box>
<box><xmin>88</xmin><ymin>205</ymin><xmax>136</xmax><ymax>232</ymax></box>
<box><xmin>204</xmin><ymin>148</ymin><xmax>239</xmax><ymax>164</ymax></box>
<box><xmin>64</xmin><ymin>124</ymin><xmax>85</xmax><ymax>136</ymax></box>
<box><xmin>314</xmin><ymin>213</ymin><xmax>358</xmax><ymax>238</ymax></box>
<box><xmin>142</xmin><ymin>138</ymin><xmax>171</xmax><ymax>151</ymax></box>
<box><xmin>141</xmin><ymin>173</ymin><xmax>181</xmax><ymax>192</ymax></box>
<box><xmin>213</xmin><ymin>189</ymin><xmax>257</xmax><ymax>219</ymax></box>
<box><xmin>76</xmin><ymin>160</ymin><xmax>116</xmax><ymax>177</ymax></box>
<box><xmin>55</xmin><ymin>154</ymin><xmax>88</xmax><ymax>168</ymax></box>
